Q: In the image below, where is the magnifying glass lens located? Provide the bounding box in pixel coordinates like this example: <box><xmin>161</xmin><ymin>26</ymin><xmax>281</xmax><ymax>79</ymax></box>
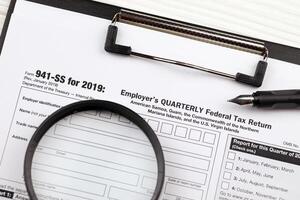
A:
<box><xmin>31</xmin><ymin>110</ymin><xmax>158</xmax><ymax>200</ymax></box>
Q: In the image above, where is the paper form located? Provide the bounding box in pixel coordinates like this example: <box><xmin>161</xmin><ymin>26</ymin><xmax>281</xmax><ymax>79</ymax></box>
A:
<box><xmin>0</xmin><ymin>1</ymin><xmax>300</xmax><ymax>200</ymax></box>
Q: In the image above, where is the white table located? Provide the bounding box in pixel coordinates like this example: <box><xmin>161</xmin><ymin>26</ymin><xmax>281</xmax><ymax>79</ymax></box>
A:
<box><xmin>1</xmin><ymin>0</ymin><xmax>300</xmax><ymax>48</ymax></box>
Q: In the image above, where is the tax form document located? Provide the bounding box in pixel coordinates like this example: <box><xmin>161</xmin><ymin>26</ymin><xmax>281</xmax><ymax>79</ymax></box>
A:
<box><xmin>1</xmin><ymin>1</ymin><xmax>300</xmax><ymax>200</ymax></box>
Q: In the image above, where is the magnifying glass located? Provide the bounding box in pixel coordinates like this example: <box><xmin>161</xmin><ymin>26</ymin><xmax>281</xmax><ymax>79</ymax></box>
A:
<box><xmin>23</xmin><ymin>100</ymin><xmax>165</xmax><ymax>200</ymax></box>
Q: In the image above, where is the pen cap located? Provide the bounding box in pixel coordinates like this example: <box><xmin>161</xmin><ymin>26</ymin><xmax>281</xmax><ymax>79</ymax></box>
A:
<box><xmin>253</xmin><ymin>90</ymin><xmax>300</xmax><ymax>108</ymax></box>
<box><xmin>254</xmin><ymin>90</ymin><xmax>300</xmax><ymax>96</ymax></box>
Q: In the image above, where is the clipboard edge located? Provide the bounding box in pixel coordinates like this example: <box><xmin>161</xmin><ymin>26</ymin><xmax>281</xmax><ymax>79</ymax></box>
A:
<box><xmin>1</xmin><ymin>0</ymin><xmax>299</xmax><ymax>65</ymax></box>
<box><xmin>0</xmin><ymin>0</ymin><xmax>17</xmax><ymax>54</ymax></box>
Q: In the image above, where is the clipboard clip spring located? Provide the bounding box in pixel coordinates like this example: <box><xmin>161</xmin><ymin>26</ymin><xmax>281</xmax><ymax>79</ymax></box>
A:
<box><xmin>105</xmin><ymin>11</ymin><xmax>269</xmax><ymax>87</ymax></box>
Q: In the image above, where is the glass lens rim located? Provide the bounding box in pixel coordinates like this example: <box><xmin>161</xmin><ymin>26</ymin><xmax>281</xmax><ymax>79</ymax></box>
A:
<box><xmin>23</xmin><ymin>100</ymin><xmax>165</xmax><ymax>200</ymax></box>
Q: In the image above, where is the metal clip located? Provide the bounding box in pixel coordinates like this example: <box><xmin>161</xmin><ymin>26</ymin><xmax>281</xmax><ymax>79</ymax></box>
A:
<box><xmin>105</xmin><ymin>10</ymin><xmax>269</xmax><ymax>87</ymax></box>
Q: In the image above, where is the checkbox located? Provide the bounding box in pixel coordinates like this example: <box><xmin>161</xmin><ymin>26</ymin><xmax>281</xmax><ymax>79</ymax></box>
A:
<box><xmin>203</xmin><ymin>132</ymin><xmax>216</xmax><ymax>144</ymax></box>
<box><xmin>227</xmin><ymin>152</ymin><xmax>236</xmax><ymax>160</ymax></box>
<box><xmin>225</xmin><ymin>162</ymin><xmax>234</xmax><ymax>170</ymax></box>
<box><xmin>221</xmin><ymin>182</ymin><xmax>229</xmax><ymax>190</ymax></box>
<box><xmin>148</xmin><ymin>120</ymin><xmax>160</xmax><ymax>132</ymax></box>
<box><xmin>189</xmin><ymin>129</ymin><xmax>202</xmax><ymax>141</ymax></box>
<box><xmin>160</xmin><ymin>122</ymin><xmax>173</xmax><ymax>135</ymax></box>
<box><xmin>175</xmin><ymin>126</ymin><xmax>188</xmax><ymax>138</ymax></box>
<box><xmin>223</xmin><ymin>172</ymin><xmax>232</xmax><ymax>180</ymax></box>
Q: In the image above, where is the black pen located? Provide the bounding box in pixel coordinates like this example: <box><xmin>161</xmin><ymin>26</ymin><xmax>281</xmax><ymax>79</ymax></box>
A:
<box><xmin>229</xmin><ymin>90</ymin><xmax>300</xmax><ymax>108</ymax></box>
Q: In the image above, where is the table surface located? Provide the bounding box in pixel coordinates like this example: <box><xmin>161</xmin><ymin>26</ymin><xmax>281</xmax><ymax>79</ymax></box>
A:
<box><xmin>0</xmin><ymin>0</ymin><xmax>300</xmax><ymax>48</ymax></box>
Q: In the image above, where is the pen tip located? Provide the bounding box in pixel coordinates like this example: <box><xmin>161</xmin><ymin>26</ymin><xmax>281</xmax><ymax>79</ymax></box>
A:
<box><xmin>227</xmin><ymin>95</ymin><xmax>254</xmax><ymax>105</ymax></box>
<box><xmin>227</xmin><ymin>97</ymin><xmax>239</xmax><ymax>104</ymax></box>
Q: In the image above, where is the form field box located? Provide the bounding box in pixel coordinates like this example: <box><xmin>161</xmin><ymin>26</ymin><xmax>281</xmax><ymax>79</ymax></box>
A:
<box><xmin>164</xmin><ymin>151</ymin><xmax>210</xmax><ymax>171</ymax></box>
<box><xmin>32</xmin><ymin>166</ymin><xmax>106</xmax><ymax>199</ymax></box>
<box><xmin>189</xmin><ymin>129</ymin><xmax>202</xmax><ymax>141</ymax></box>
<box><xmin>160</xmin><ymin>122</ymin><xmax>173</xmax><ymax>135</ymax></box>
<box><xmin>55</xmin><ymin>125</ymin><xmax>154</xmax><ymax>158</ymax></box>
<box><xmin>203</xmin><ymin>132</ymin><xmax>216</xmax><ymax>145</ymax></box>
<box><xmin>70</xmin><ymin>114</ymin><xmax>146</xmax><ymax>141</ymax></box>
<box><xmin>37</xmin><ymin>136</ymin><xmax>157</xmax><ymax>176</ymax></box>
<box><xmin>165</xmin><ymin>183</ymin><xmax>203</xmax><ymax>200</ymax></box>
<box><xmin>159</xmin><ymin>136</ymin><xmax>213</xmax><ymax>158</ymax></box>
<box><xmin>118</xmin><ymin>115</ymin><xmax>131</xmax><ymax>123</ymax></box>
<box><xmin>33</xmin><ymin>152</ymin><xmax>140</xmax><ymax>186</ymax></box>
<box><xmin>99</xmin><ymin>111</ymin><xmax>112</xmax><ymax>119</ymax></box>
<box><xmin>175</xmin><ymin>126</ymin><xmax>188</xmax><ymax>138</ymax></box>
<box><xmin>108</xmin><ymin>187</ymin><xmax>150</xmax><ymax>200</ymax></box>
<box><xmin>142</xmin><ymin>176</ymin><xmax>156</xmax><ymax>190</ymax></box>
<box><xmin>166</xmin><ymin>165</ymin><xmax>207</xmax><ymax>185</ymax></box>
<box><xmin>148</xmin><ymin>119</ymin><xmax>160</xmax><ymax>132</ymax></box>
<box><xmin>84</xmin><ymin>111</ymin><xmax>97</xmax><ymax>116</ymax></box>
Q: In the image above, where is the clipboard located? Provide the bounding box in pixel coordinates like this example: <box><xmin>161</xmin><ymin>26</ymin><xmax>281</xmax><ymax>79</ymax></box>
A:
<box><xmin>0</xmin><ymin>1</ymin><xmax>300</xmax><ymax>200</ymax></box>
<box><xmin>1</xmin><ymin>0</ymin><xmax>300</xmax><ymax>88</ymax></box>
